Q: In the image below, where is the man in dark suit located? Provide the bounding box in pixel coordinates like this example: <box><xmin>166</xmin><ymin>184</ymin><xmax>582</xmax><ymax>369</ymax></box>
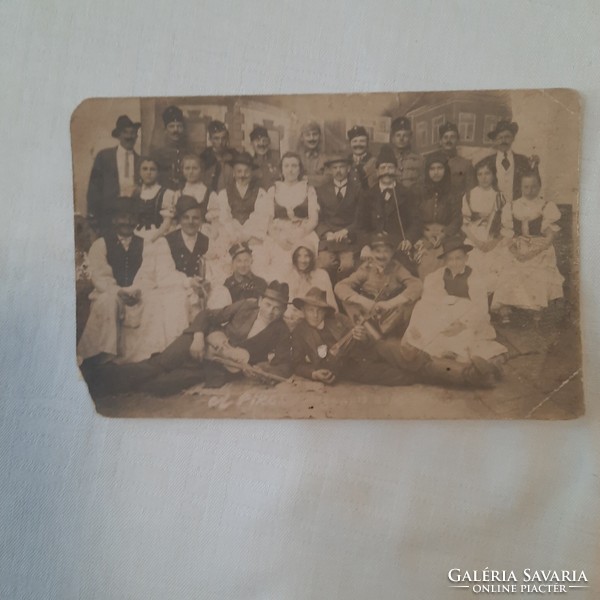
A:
<box><xmin>200</xmin><ymin>120</ymin><xmax>238</xmax><ymax>193</ymax></box>
<box><xmin>481</xmin><ymin>120</ymin><xmax>540</xmax><ymax>202</ymax></box>
<box><xmin>291</xmin><ymin>287</ymin><xmax>499</xmax><ymax>389</ymax></box>
<box><xmin>86</xmin><ymin>115</ymin><xmax>141</xmax><ymax>234</ymax></box>
<box><xmin>437</xmin><ymin>122</ymin><xmax>475</xmax><ymax>197</ymax></box>
<box><xmin>85</xmin><ymin>281</ymin><xmax>292</xmax><ymax>397</ymax></box>
<box><xmin>316</xmin><ymin>154</ymin><xmax>362</xmax><ymax>281</ymax></box>
<box><xmin>249</xmin><ymin>126</ymin><xmax>280</xmax><ymax>190</ymax></box>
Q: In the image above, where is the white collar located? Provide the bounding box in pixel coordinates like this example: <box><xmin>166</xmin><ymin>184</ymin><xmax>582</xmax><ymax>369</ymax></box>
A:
<box><xmin>334</xmin><ymin>179</ymin><xmax>348</xmax><ymax>188</ymax></box>
<box><xmin>181</xmin><ymin>230</ymin><xmax>198</xmax><ymax>243</ymax></box>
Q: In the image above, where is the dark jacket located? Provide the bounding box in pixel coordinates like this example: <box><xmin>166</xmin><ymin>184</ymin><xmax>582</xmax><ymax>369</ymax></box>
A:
<box><xmin>185</xmin><ymin>300</ymin><xmax>292</xmax><ymax>377</ymax></box>
<box><xmin>165</xmin><ymin>229</ymin><xmax>209</xmax><ymax>277</ymax></box>
<box><xmin>479</xmin><ymin>152</ymin><xmax>540</xmax><ymax>200</ymax></box>
<box><xmin>315</xmin><ymin>180</ymin><xmax>362</xmax><ymax>250</ymax></box>
<box><xmin>87</xmin><ymin>146</ymin><xmax>140</xmax><ymax>232</ymax></box>
<box><xmin>224</xmin><ymin>273</ymin><xmax>267</xmax><ymax>303</ymax></box>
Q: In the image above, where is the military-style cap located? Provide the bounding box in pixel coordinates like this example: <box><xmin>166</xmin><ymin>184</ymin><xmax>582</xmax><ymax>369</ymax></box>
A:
<box><xmin>487</xmin><ymin>120</ymin><xmax>519</xmax><ymax>140</ymax></box>
<box><xmin>376</xmin><ymin>145</ymin><xmax>398</xmax><ymax>168</ymax></box>
<box><xmin>439</xmin><ymin>122</ymin><xmax>459</xmax><ymax>137</ymax></box>
<box><xmin>370</xmin><ymin>232</ymin><xmax>394</xmax><ymax>249</ymax></box>
<box><xmin>229</xmin><ymin>241</ymin><xmax>252</xmax><ymax>259</ymax></box>
<box><xmin>175</xmin><ymin>195</ymin><xmax>202</xmax><ymax>218</ymax></box>
<box><xmin>263</xmin><ymin>280</ymin><xmax>289</xmax><ymax>305</ymax></box>
<box><xmin>207</xmin><ymin>120</ymin><xmax>227</xmax><ymax>135</ymax></box>
<box><xmin>390</xmin><ymin>116</ymin><xmax>412</xmax><ymax>134</ymax></box>
<box><xmin>111</xmin><ymin>115</ymin><xmax>141</xmax><ymax>138</ymax></box>
<box><xmin>162</xmin><ymin>105</ymin><xmax>184</xmax><ymax>126</ymax></box>
<box><xmin>228</xmin><ymin>151</ymin><xmax>258</xmax><ymax>169</ymax></box>
<box><xmin>347</xmin><ymin>125</ymin><xmax>369</xmax><ymax>141</ymax></box>
<box><xmin>250</xmin><ymin>126</ymin><xmax>269</xmax><ymax>141</ymax></box>
<box><xmin>301</xmin><ymin>120</ymin><xmax>321</xmax><ymax>134</ymax></box>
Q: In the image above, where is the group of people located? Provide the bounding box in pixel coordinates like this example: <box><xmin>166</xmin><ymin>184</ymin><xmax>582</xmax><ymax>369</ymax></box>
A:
<box><xmin>78</xmin><ymin>104</ymin><xmax>565</xmax><ymax>397</ymax></box>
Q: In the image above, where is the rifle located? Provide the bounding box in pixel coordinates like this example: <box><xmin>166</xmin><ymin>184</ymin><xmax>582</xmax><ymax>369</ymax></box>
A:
<box><xmin>207</xmin><ymin>355</ymin><xmax>289</xmax><ymax>386</ymax></box>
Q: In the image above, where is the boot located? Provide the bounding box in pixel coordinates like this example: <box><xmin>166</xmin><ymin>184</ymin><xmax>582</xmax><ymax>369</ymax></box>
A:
<box><xmin>419</xmin><ymin>356</ymin><xmax>497</xmax><ymax>389</ymax></box>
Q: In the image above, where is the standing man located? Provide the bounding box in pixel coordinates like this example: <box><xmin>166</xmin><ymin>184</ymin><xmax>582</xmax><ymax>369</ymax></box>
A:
<box><xmin>346</xmin><ymin>125</ymin><xmax>378</xmax><ymax>190</ymax></box>
<box><xmin>297</xmin><ymin>120</ymin><xmax>328</xmax><ymax>188</ymax></box>
<box><xmin>315</xmin><ymin>154</ymin><xmax>362</xmax><ymax>282</ymax></box>
<box><xmin>482</xmin><ymin>120</ymin><xmax>540</xmax><ymax>202</ymax></box>
<box><xmin>150</xmin><ymin>104</ymin><xmax>193</xmax><ymax>190</ymax></box>
<box><xmin>200</xmin><ymin>120</ymin><xmax>238</xmax><ymax>193</ymax></box>
<box><xmin>389</xmin><ymin>116</ymin><xmax>424</xmax><ymax>189</ymax></box>
<box><xmin>437</xmin><ymin>122</ymin><xmax>475</xmax><ymax>197</ymax></box>
<box><xmin>87</xmin><ymin>115</ymin><xmax>141</xmax><ymax>234</ymax></box>
<box><xmin>249</xmin><ymin>125</ymin><xmax>280</xmax><ymax>190</ymax></box>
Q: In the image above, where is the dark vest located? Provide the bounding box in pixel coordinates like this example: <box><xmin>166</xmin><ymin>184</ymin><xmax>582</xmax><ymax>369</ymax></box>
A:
<box><xmin>135</xmin><ymin>187</ymin><xmax>167</xmax><ymax>230</ymax></box>
<box><xmin>513</xmin><ymin>213</ymin><xmax>544</xmax><ymax>237</ymax></box>
<box><xmin>104</xmin><ymin>234</ymin><xmax>144</xmax><ymax>287</ymax></box>
<box><xmin>274</xmin><ymin>196</ymin><xmax>309</xmax><ymax>219</ymax></box>
<box><xmin>227</xmin><ymin>182</ymin><xmax>261</xmax><ymax>224</ymax></box>
<box><xmin>166</xmin><ymin>230</ymin><xmax>209</xmax><ymax>277</ymax></box>
<box><xmin>224</xmin><ymin>273</ymin><xmax>267</xmax><ymax>303</ymax></box>
<box><xmin>443</xmin><ymin>266</ymin><xmax>472</xmax><ymax>299</ymax></box>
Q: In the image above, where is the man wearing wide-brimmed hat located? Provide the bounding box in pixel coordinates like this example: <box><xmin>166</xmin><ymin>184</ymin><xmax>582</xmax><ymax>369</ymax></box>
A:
<box><xmin>249</xmin><ymin>125</ymin><xmax>281</xmax><ymax>190</ymax></box>
<box><xmin>479</xmin><ymin>120</ymin><xmax>540</xmax><ymax>202</ymax></box>
<box><xmin>84</xmin><ymin>281</ymin><xmax>293</xmax><ymax>397</ymax></box>
<box><xmin>346</xmin><ymin>125</ymin><xmax>378</xmax><ymax>190</ymax></box>
<box><xmin>315</xmin><ymin>153</ymin><xmax>362</xmax><ymax>282</ymax></box>
<box><xmin>87</xmin><ymin>114</ymin><xmax>141</xmax><ymax>234</ymax></box>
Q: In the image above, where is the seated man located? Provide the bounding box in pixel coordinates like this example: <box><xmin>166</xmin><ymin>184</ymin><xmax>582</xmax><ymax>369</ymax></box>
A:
<box><xmin>334</xmin><ymin>232</ymin><xmax>422</xmax><ymax>339</ymax></box>
<box><xmin>78</xmin><ymin>197</ymin><xmax>189</xmax><ymax>365</ymax></box>
<box><xmin>85</xmin><ymin>281</ymin><xmax>292</xmax><ymax>397</ymax></box>
<box><xmin>291</xmin><ymin>287</ymin><xmax>500</xmax><ymax>389</ymax></box>
<box><xmin>316</xmin><ymin>154</ymin><xmax>362</xmax><ymax>282</ymax></box>
<box><xmin>223</xmin><ymin>242</ymin><xmax>267</xmax><ymax>303</ymax></box>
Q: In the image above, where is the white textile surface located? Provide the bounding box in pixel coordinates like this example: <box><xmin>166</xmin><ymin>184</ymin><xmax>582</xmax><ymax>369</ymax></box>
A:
<box><xmin>1</xmin><ymin>1</ymin><xmax>599</xmax><ymax>598</ymax></box>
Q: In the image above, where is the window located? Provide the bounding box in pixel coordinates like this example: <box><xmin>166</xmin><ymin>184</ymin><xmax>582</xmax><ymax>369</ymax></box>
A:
<box><xmin>458</xmin><ymin>112</ymin><xmax>476</xmax><ymax>142</ymax></box>
<box><xmin>416</xmin><ymin>121</ymin><xmax>428</xmax><ymax>149</ymax></box>
<box><xmin>431</xmin><ymin>115</ymin><xmax>445</xmax><ymax>145</ymax></box>
<box><xmin>484</xmin><ymin>115</ymin><xmax>500</xmax><ymax>144</ymax></box>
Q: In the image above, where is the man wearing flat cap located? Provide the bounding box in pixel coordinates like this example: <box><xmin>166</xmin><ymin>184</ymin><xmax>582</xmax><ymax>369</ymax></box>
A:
<box><xmin>85</xmin><ymin>281</ymin><xmax>293</xmax><ymax>397</ymax></box>
<box><xmin>87</xmin><ymin>115</ymin><xmax>141</xmax><ymax>234</ymax></box>
<box><xmin>388</xmin><ymin>116</ymin><xmax>424</xmax><ymax>189</ymax></box>
<box><xmin>346</xmin><ymin>125</ymin><xmax>378</xmax><ymax>190</ymax></box>
<box><xmin>297</xmin><ymin>120</ymin><xmax>328</xmax><ymax>188</ymax></box>
<box><xmin>200</xmin><ymin>120</ymin><xmax>238</xmax><ymax>193</ymax></box>
<box><xmin>250</xmin><ymin>126</ymin><xmax>281</xmax><ymax>190</ymax></box>
<box><xmin>437</xmin><ymin>121</ymin><xmax>475</xmax><ymax>197</ymax></box>
<box><xmin>480</xmin><ymin>120</ymin><xmax>541</xmax><ymax>202</ymax></box>
<box><xmin>315</xmin><ymin>154</ymin><xmax>362</xmax><ymax>282</ymax></box>
<box><xmin>223</xmin><ymin>242</ymin><xmax>267</xmax><ymax>303</ymax></box>
<box><xmin>150</xmin><ymin>105</ymin><xmax>193</xmax><ymax>190</ymax></box>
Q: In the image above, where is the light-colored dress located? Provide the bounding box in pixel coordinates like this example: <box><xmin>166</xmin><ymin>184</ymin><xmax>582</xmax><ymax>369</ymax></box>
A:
<box><xmin>403</xmin><ymin>266</ymin><xmax>507</xmax><ymax>362</ymax></box>
<box><xmin>77</xmin><ymin>236</ymin><xmax>189</xmax><ymax>364</ymax></box>
<box><xmin>492</xmin><ymin>196</ymin><xmax>564</xmax><ymax>311</ymax></box>
<box><xmin>258</xmin><ymin>180</ymin><xmax>320</xmax><ymax>279</ymax></box>
<box><xmin>462</xmin><ymin>186</ymin><xmax>513</xmax><ymax>292</ymax></box>
<box><xmin>283</xmin><ymin>267</ymin><xmax>338</xmax><ymax>329</ymax></box>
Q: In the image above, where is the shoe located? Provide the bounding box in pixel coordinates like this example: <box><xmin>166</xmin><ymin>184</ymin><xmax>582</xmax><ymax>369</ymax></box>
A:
<box><xmin>464</xmin><ymin>356</ymin><xmax>497</xmax><ymax>389</ymax></box>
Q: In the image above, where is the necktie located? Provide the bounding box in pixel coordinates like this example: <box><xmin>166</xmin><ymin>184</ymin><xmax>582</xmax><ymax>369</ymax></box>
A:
<box><xmin>125</xmin><ymin>151</ymin><xmax>131</xmax><ymax>178</ymax></box>
<box><xmin>335</xmin><ymin>185</ymin><xmax>345</xmax><ymax>201</ymax></box>
<box><xmin>502</xmin><ymin>152</ymin><xmax>510</xmax><ymax>171</ymax></box>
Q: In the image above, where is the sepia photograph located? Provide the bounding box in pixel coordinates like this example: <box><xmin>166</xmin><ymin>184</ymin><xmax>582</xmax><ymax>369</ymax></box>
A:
<box><xmin>72</xmin><ymin>88</ymin><xmax>583</xmax><ymax>419</ymax></box>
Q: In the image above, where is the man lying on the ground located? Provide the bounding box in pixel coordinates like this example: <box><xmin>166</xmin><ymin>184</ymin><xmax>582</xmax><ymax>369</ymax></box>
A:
<box><xmin>84</xmin><ymin>280</ymin><xmax>292</xmax><ymax>397</ymax></box>
<box><xmin>291</xmin><ymin>286</ymin><xmax>500</xmax><ymax>389</ymax></box>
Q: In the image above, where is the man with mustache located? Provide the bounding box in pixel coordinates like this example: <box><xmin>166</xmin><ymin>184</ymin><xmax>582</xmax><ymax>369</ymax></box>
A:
<box><xmin>87</xmin><ymin>115</ymin><xmax>141</xmax><ymax>234</ymax></box>
<box><xmin>249</xmin><ymin>125</ymin><xmax>280</xmax><ymax>190</ymax></box>
<box><xmin>437</xmin><ymin>122</ymin><xmax>475</xmax><ymax>197</ymax></box>
<box><xmin>297</xmin><ymin>120</ymin><xmax>328</xmax><ymax>188</ymax></box>
<box><xmin>479</xmin><ymin>120</ymin><xmax>540</xmax><ymax>202</ymax></box>
<box><xmin>150</xmin><ymin>105</ymin><xmax>193</xmax><ymax>191</ymax></box>
<box><xmin>347</xmin><ymin>125</ymin><xmax>377</xmax><ymax>190</ymax></box>
<box><xmin>389</xmin><ymin>116</ymin><xmax>424</xmax><ymax>189</ymax></box>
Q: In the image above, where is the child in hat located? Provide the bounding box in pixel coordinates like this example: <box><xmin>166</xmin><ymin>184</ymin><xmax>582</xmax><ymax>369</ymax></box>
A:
<box><xmin>403</xmin><ymin>237</ymin><xmax>507</xmax><ymax>364</ymax></box>
<box><xmin>132</xmin><ymin>157</ymin><xmax>176</xmax><ymax>242</ymax></box>
<box><xmin>491</xmin><ymin>172</ymin><xmax>564</xmax><ymax>323</ymax></box>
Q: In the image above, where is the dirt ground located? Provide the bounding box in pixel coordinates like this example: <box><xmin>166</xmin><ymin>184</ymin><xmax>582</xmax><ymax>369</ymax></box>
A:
<box><xmin>92</xmin><ymin>300</ymin><xmax>583</xmax><ymax>421</ymax></box>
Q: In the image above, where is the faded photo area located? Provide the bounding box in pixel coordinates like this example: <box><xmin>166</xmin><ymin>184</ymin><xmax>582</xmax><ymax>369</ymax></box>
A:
<box><xmin>71</xmin><ymin>89</ymin><xmax>583</xmax><ymax>419</ymax></box>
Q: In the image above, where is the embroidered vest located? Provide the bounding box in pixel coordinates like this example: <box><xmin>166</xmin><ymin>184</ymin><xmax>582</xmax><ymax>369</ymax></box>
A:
<box><xmin>227</xmin><ymin>182</ymin><xmax>261</xmax><ymax>224</ymax></box>
<box><xmin>104</xmin><ymin>234</ymin><xmax>144</xmax><ymax>287</ymax></box>
<box><xmin>135</xmin><ymin>187</ymin><xmax>166</xmax><ymax>229</ymax></box>
<box><xmin>166</xmin><ymin>230</ymin><xmax>208</xmax><ymax>277</ymax></box>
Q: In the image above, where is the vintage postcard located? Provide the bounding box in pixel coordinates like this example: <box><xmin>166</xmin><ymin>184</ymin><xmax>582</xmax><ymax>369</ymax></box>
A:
<box><xmin>72</xmin><ymin>89</ymin><xmax>583</xmax><ymax>419</ymax></box>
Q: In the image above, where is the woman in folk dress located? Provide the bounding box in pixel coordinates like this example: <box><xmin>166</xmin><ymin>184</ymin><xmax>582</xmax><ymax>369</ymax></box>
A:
<box><xmin>491</xmin><ymin>172</ymin><xmax>564</xmax><ymax>323</ymax></box>
<box><xmin>462</xmin><ymin>160</ymin><xmax>513</xmax><ymax>293</ymax></box>
<box><xmin>403</xmin><ymin>237</ymin><xmax>507</xmax><ymax>363</ymax></box>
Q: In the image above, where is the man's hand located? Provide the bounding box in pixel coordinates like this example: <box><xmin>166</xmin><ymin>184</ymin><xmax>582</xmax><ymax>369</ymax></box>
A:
<box><xmin>189</xmin><ymin>332</ymin><xmax>205</xmax><ymax>361</ymax></box>
<box><xmin>398</xmin><ymin>239</ymin><xmax>412</xmax><ymax>252</ymax></box>
<box><xmin>325</xmin><ymin>231</ymin><xmax>335</xmax><ymax>241</ymax></box>
<box><xmin>529</xmin><ymin>154</ymin><xmax>541</xmax><ymax>168</ymax></box>
<box><xmin>189</xmin><ymin>276</ymin><xmax>204</xmax><ymax>292</ymax></box>
<box><xmin>375</xmin><ymin>298</ymin><xmax>403</xmax><ymax>314</ymax></box>
<box><xmin>118</xmin><ymin>289</ymin><xmax>141</xmax><ymax>306</ymax></box>
<box><xmin>356</xmin><ymin>297</ymin><xmax>375</xmax><ymax>312</ymax></box>
<box><xmin>312</xmin><ymin>369</ymin><xmax>336</xmax><ymax>384</ymax></box>
<box><xmin>351</xmin><ymin>325</ymin><xmax>368</xmax><ymax>341</ymax></box>
<box><xmin>332</xmin><ymin>229</ymin><xmax>349</xmax><ymax>243</ymax></box>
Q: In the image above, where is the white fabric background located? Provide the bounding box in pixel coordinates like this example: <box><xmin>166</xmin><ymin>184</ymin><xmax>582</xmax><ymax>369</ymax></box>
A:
<box><xmin>1</xmin><ymin>1</ymin><xmax>599</xmax><ymax>598</ymax></box>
